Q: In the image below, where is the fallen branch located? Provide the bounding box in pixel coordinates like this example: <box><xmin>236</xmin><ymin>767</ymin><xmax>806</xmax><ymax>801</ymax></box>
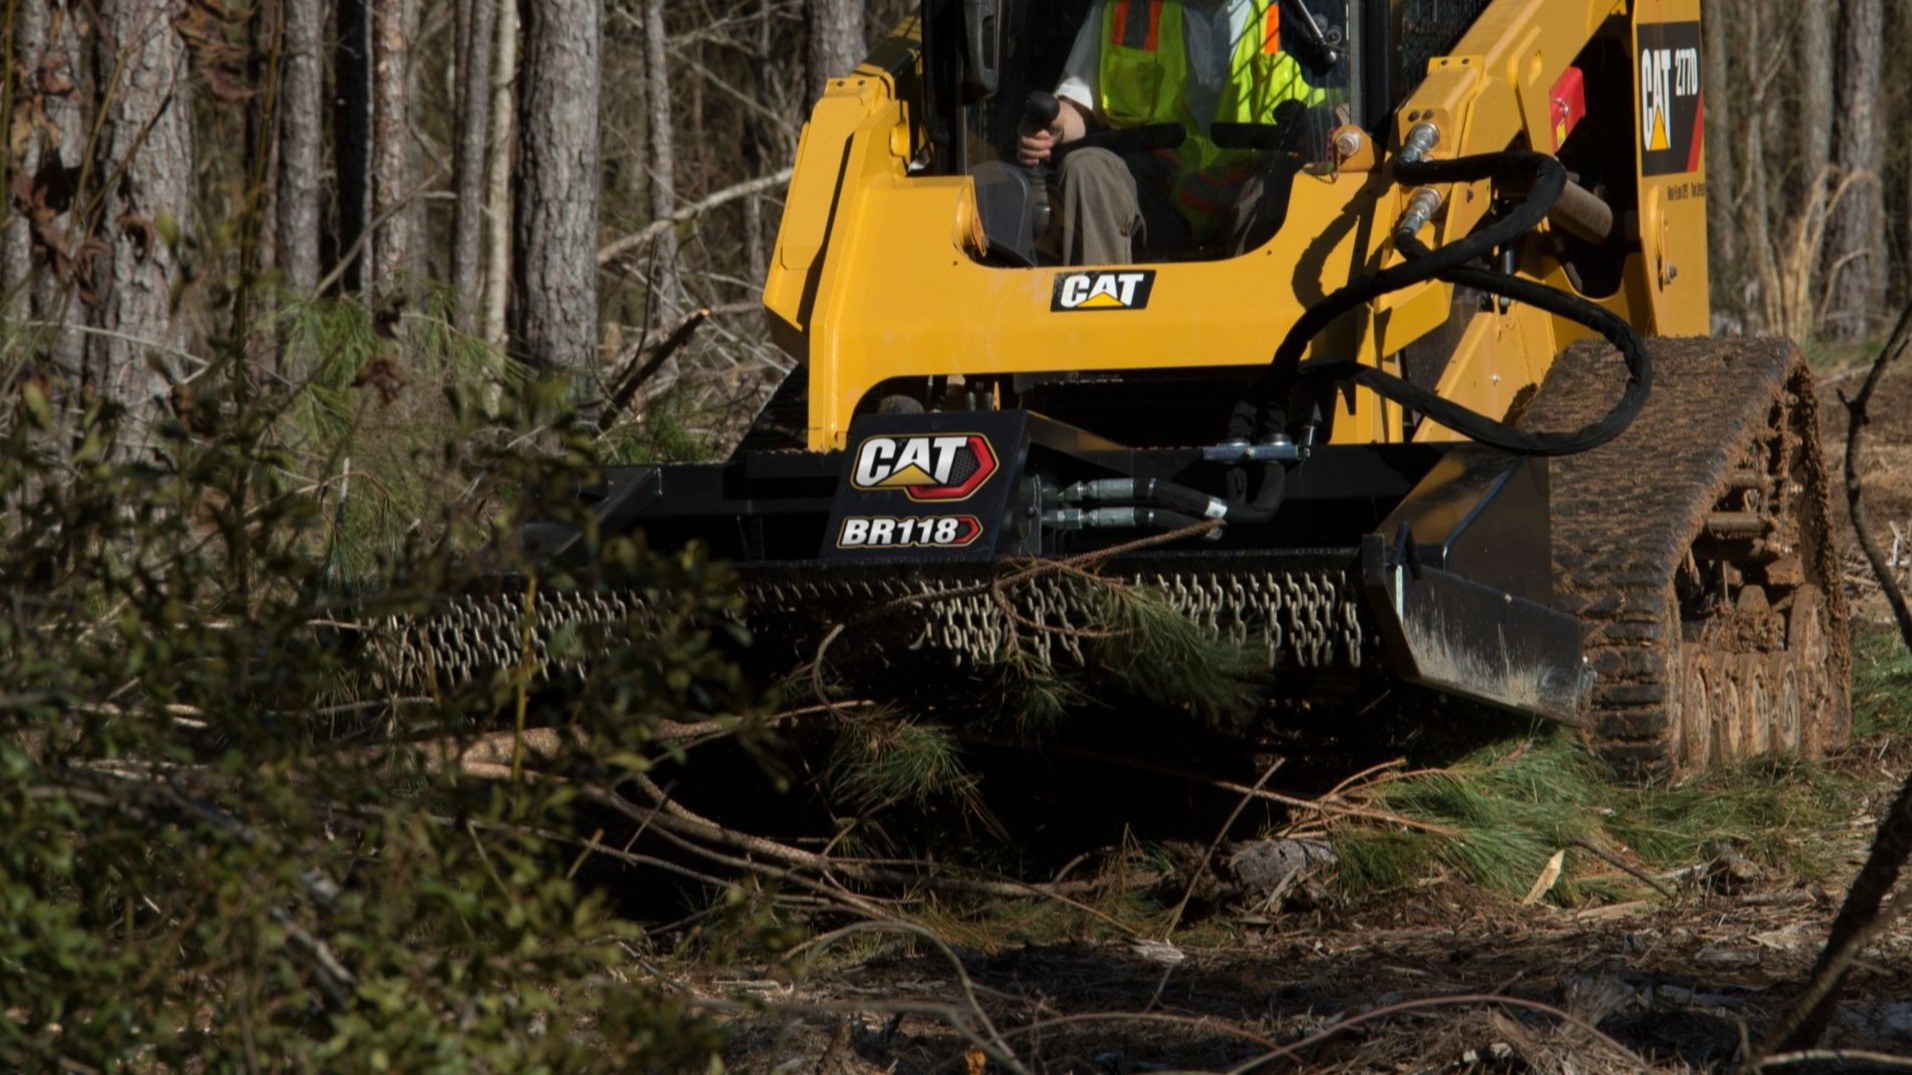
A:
<box><xmin>1221</xmin><ymin>992</ymin><xmax>1642</xmax><ymax>1073</ymax></box>
<box><xmin>1568</xmin><ymin>837</ymin><xmax>1677</xmax><ymax>901</ymax></box>
<box><xmin>788</xmin><ymin>921</ymin><xmax>1034</xmax><ymax>1075</ymax></box>
<box><xmin>1749</xmin><ymin>1049</ymin><xmax>1912</xmax><ymax>1072</ymax></box>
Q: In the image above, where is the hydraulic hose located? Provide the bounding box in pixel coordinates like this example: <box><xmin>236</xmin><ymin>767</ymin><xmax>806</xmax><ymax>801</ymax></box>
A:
<box><xmin>1253</xmin><ymin>149</ymin><xmax>1652</xmax><ymax>457</ymax></box>
<box><xmin>1096</xmin><ymin>151</ymin><xmax>1655</xmax><ymax>532</ymax></box>
<box><xmin>1059</xmin><ymin>472</ymin><xmax>1285</xmax><ymax>526</ymax></box>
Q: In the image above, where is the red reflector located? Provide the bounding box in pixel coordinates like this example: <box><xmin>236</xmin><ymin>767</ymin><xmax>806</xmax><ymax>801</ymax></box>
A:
<box><xmin>1550</xmin><ymin>67</ymin><xmax>1587</xmax><ymax>151</ymax></box>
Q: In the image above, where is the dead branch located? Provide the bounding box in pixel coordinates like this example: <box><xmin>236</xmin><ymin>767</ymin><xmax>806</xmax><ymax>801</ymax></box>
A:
<box><xmin>596</xmin><ymin>168</ymin><xmax>794</xmax><ymax>266</ymax></box>
<box><xmin>789</xmin><ymin>920</ymin><xmax>1033</xmax><ymax>1075</ymax></box>
<box><xmin>1749</xmin><ymin>1049</ymin><xmax>1912</xmax><ymax>1072</ymax></box>
<box><xmin>1567</xmin><ymin>838</ymin><xmax>1678</xmax><ymax>901</ymax></box>
<box><xmin>1161</xmin><ymin>757</ymin><xmax>1285</xmax><ymax>938</ymax></box>
<box><xmin>963</xmin><ymin>736</ymin><xmax>1460</xmax><ymax>837</ymax></box>
<box><xmin>1220</xmin><ymin>992</ymin><xmax>1643</xmax><ymax>1073</ymax></box>
<box><xmin>597</xmin><ymin>306</ymin><xmax>711</xmax><ymax>430</ymax></box>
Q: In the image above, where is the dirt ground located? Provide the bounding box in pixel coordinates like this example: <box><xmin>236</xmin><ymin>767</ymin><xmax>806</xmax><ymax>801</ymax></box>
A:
<box><xmin>715</xmin><ymin>872</ymin><xmax>1912</xmax><ymax>1072</ymax></box>
<box><xmin>701</xmin><ymin>349</ymin><xmax>1912</xmax><ymax>1074</ymax></box>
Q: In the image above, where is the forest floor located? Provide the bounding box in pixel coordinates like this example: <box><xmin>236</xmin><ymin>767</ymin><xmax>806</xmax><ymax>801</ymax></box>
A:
<box><xmin>688</xmin><ymin>351</ymin><xmax>1912</xmax><ymax>1074</ymax></box>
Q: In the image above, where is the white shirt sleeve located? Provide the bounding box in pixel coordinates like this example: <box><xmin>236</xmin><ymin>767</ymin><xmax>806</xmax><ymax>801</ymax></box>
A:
<box><xmin>1055</xmin><ymin>1</ymin><xmax>1106</xmax><ymax>116</ymax></box>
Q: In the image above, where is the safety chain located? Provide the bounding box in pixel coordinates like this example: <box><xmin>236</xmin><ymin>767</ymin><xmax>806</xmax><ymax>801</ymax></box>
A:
<box><xmin>379</xmin><ymin>568</ymin><xmax>1367</xmax><ymax>687</ymax></box>
<box><xmin>373</xmin><ymin>588</ymin><xmax>651</xmax><ymax>687</ymax></box>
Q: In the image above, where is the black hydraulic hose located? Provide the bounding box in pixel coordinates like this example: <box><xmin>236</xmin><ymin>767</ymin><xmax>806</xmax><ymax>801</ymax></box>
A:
<box><xmin>1062</xmin><ymin>473</ymin><xmax>1284</xmax><ymax>526</ymax></box>
<box><xmin>1264</xmin><ymin>152</ymin><xmax>1567</xmax><ymax>397</ymax></box>
<box><xmin>1245</xmin><ymin>149</ymin><xmax>1653</xmax><ymax>458</ymax></box>
<box><xmin>1302</xmin><ymin>230</ymin><xmax>1654</xmax><ymax>456</ymax></box>
<box><xmin>1121</xmin><ymin>151</ymin><xmax>1656</xmax><ymax>534</ymax></box>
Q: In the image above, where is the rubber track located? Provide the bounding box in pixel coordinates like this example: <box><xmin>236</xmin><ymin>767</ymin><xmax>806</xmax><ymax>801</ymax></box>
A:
<box><xmin>1524</xmin><ymin>336</ymin><xmax>1849</xmax><ymax>774</ymax></box>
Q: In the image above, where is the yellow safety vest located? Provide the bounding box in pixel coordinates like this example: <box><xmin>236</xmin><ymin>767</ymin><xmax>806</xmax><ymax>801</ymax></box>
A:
<box><xmin>1098</xmin><ymin>0</ymin><xmax>1326</xmax><ymax>238</ymax></box>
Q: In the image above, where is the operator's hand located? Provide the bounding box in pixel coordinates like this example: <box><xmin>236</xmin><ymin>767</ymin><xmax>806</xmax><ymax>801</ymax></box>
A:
<box><xmin>1017</xmin><ymin>125</ymin><xmax>1058</xmax><ymax>167</ymax></box>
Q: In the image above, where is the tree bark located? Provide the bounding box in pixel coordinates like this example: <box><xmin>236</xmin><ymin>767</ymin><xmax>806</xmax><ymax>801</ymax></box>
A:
<box><xmin>806</xmin><ymin>0</ymin><xmax>865</xmax><ymax>103</ymax></box>
<box><xmin>744</xmin><ymin>0</ymin><xmax>772</xmax><ymax>285</ymax></box>
<box><xmin>32</xmin><ymin>0</ymin><xmax>89</xmax><ymax>378</ymax></box>
<box><xmin>333</xmin><ymin>0</ymin><xmax>369</xmax><ymax>293</ymax></box>
<box><xmin>511</xmin><ymin>0</ymin><xmax>601</xmax><ymax>385</ymax></box>
<box><xmin>481</xmin><ymin>0</ymin><xmax>515</xmax><ymax>346</ymax></box>
<box><xmin>277</xmin><ymin>0</ymin><xmax>324</xmax><ymax>298</ymax></box>
<box><xmin>1824</xmin><ymin>0</ymin><xmax>1885</xmax><ymax>342</ymax></box>
<box><xmin>1734</xmin><ymin>3</ymin><xmax>1774</xmax><ymax>333</ymax></box>
<box><xmin>642</xmin><ymin>0</ymin><xmax>680</xmax><ymax>323</ymax></box>
<box><xmin>1700</xmin><ymin>0</ymin><xmax>1737</xmax><ymax>325</ymax></box>
<box><xmin>246</xmin><ymin>0</ymin><xmax>278</xmax><ymax>284</ymax></box>
<box><xmin>450</xmin><ymin>0</ymin><xmax>495</xmax><ymax>334</ymax></box>
<box><xmin>2</xmin><ymin>0</ymin><xmax>48</xmax><ymax>318</ymax></box>
<box><xmin>1797</xmin><ymin>1</ymin><xmax>1834</xmax><ymax>204</ymax></box>
<box><xmin>367</xmin><ymin>0</ymin><xmax>419</xmax><ymax>304</ymax></box>
<box><xmin>92</xmin><ymin>0</ymin><xmax>194</xmax><ymax>428</ymax></box>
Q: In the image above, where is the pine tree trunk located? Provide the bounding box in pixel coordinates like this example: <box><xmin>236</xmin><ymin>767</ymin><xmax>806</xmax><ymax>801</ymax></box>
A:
<box><xmin>1797</xmin><ymin>1</ymin><xmax>1834</xmax><ymax>201</ymax></box>
<box><xmin>92</xmin><ymin>0</ymin><xmax>194</xmax><ymax>428</ymax></box>
<box><xmin>1</xmin><ymin>0</ymin><xmax>48</xmax><ymax>318</ymax></box>
<box><xmin>247</xmin><ymin>0</ymin><xmax>278</xmax><ymax>283</ymax></box>
<box><xmin>511</xmin><ymin>0</ymin><xmax>601</xmax><ymax>385</ymax></box>
<box><xmin>1734</xmin><ymin>3</ymin><xmax>1774</xmax><ymax>332</ymax></box>
<box><xmin>642</xmin><ymin>0</ymin><xmax>679</xmax><ymax>323</ymax></box>
<box><xmin>744</xmin><ymin>0</ymin><xmax>772</xmax><ymax>285</ymax></box>
<box><xmin>367</xmin><ymin>0</ymin><xmax>418</xmax><ymax>304</ymax></box>
<box><xmin>450</xmin><ymin>0</ymin><xmax>495</xmax><ymax>334</ymax></box>
<box><xmin>334</xmin><ymin>0</ymin><xmax>370</xmax><ymax>293</ymax></box>
<box><xmin>277</xmin><ymin>0</ymin><xmax>324</xmax><ymax>297</ymax></box>
<box><xmin>1824</xmin><ymin>0</ymin><xmax>1885</xmax><ymax>341</ymax></box>
<box><xmin>481</xmin><ymin>0</ymin><xmax>515</xmax><ymax>346</ymax></box>
<box><xmin>1700</xmin><ymin>0</ymin><xmax>1737</xmax><ymax>326</ymax></box>
<box><xmin>33</xmin><ymin>0</ymin><xmax>89</xmax><ymax>377</ymax></box>
<box><xmin>806</xmin><ymin>0</ymin><xmax>865</xmax><ymax>102</ymax></box>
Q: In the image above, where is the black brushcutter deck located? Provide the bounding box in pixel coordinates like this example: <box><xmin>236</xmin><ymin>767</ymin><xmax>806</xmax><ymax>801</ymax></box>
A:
<box><xmin>520</xmin><ymin>410</ymin><xmax>1590</xmax><ymax>724</ymax></box>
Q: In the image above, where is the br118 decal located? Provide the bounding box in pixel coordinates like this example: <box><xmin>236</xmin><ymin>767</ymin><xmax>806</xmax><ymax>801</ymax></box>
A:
<box><xmin>837</xmin><ymin>514</ymin><xmax>983</xmax><ymax>549</ymax></box>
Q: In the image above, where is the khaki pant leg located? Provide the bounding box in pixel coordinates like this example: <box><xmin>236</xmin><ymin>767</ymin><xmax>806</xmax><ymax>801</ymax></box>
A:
<box><xmin>1055</xmin><ymin>147</ymin><xmax>1143</xmax><ymax>266</ymax></box>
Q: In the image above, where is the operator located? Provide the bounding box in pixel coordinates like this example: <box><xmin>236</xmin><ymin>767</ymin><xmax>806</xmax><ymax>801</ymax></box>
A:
<box><xmin>1017</xmin><ymin>0</ymin><xmax>1328</xmax><ymax>265</ymax></box>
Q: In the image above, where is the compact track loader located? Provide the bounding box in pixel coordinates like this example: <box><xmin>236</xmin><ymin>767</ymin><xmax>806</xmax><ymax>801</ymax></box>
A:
<box><xmin>394</xmin><ymin>0</ymin><xmax>1849</xmax><ymax>776</ymax></box>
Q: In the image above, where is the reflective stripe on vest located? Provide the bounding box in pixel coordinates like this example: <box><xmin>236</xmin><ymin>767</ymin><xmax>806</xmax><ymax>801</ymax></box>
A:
<box><xmin>1114</xmin><ymin>0</ymin><xmax>1161</xmax><ymax>51</ymax></box>
<box><xmin>1096</xmin><ymin>0</ymin><xmax>1325</xmax><ymax>238</ymax></box>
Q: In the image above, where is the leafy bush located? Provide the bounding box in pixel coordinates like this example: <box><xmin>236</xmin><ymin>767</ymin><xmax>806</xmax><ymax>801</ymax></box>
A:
<box><xmin>0</xmin><ymin>326</ymin><xmax>747</xmax><ymax>1071</ymax></box>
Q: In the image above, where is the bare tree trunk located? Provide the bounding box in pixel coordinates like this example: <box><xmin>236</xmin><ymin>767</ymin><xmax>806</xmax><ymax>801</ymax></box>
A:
<box><xmin>642</xmin><ymin>0</ymin><xmax>680</xmax><ymax>323</ymax></box>
<box><xmin>481</xmin><ymin>0</ymin><xmax>515</xmax><ymax>346</ymax></box>
<box><xmin>511</xmin><ymin>0</ymin><xmax>601</xmax><ymax>386</ymax></box>
<box><xmin>744</xmin><ymin>0</ymin><xmax>772</xmax><ymax>286</ymax></box>
<box><xmin>334</xmin><ymin>0</ymin><xmax>369</xmax><ymax>293</ymax></box>
<box><xmin>1824</xmin><ymin>0</ymin><xmax>1885</xmax><ymax>342</ymax></box>
<box><xmin>1797</xmin><ymin>1</ymin><xmax>1834</xmax><ymax>200</ymax></box>
<box><xmin>367</xmin><ymin>0</ymin><xmax>419</xmax><ymax>304</ymax></box>
<box><xmin>277</xmin><ymin>0</ymin><xmax>324</xmax><ymax>297</ymax></box>
<box><xmin>247</xmin><ymin>0</ymin><xmax>279</xmax><ymax>285</ymax></box>
<box><xmin>806</xmin><ymin>0</ymin><xmax>865</xmax><ymax>103</ymax></box>
<box><xmin>1734</xmin><ymin>4</ymin><xmax>1774</xmax><ymax>333</ymax></box>
<box><xmin>92</xmin><ymin>0</ymin><xmax>194</xmax><ymax>430</ymax></box>
<box><xmin>2</xmin><ymin>0</ymin><xmax>48</xmax><ymax>318</ymax></box>
<box><xmin>33</xmin><ymin>0</ymin><xmax>89</xmax><ymax>378</ymax></box>
<box><xmin>1701</xmin><ymin>0</ymin><xmax>1738</xmax><ymax>326</ymax></box>
<box><xmin>450</xmin><ymin>0</ymin><xmax>495</xmax><ymax>334</ymax></box>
